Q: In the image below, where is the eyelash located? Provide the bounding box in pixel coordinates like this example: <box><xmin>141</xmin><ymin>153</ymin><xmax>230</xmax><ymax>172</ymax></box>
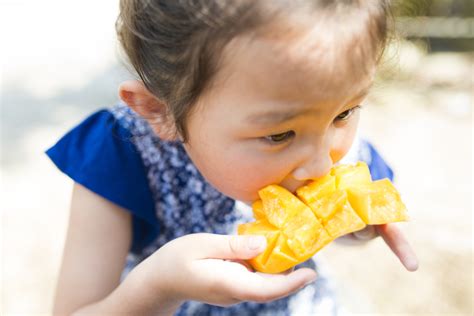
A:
<box><xmin>335</xmin><ymin>105</ymin><xmax>361</xmax><ymax>121</ymax></box>
<box><xmin>261</xmin><ymin>105</ymin><xmax>361</xmax><ymax>145</ymax></box>
<box><xmin>263</xmin><ymin>130</ymin><xmax>295</xmax><ymax>145</ymax></box>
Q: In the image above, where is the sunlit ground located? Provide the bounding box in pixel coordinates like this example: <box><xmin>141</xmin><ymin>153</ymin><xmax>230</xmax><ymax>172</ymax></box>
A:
<box><xmin>1</xmin><ymin>1</ymin><xmax>472</xmax><ymax>315</ymax></box>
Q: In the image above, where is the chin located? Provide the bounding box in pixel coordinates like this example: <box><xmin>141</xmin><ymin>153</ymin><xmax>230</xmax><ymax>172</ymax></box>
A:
<box><xmin>217</xmin><ymin>186</ymin><xmax>260</xmax><ymax>205</ymax></box>
<box><xmin>240</xmin><ymin>200</ymin><xmax>254</xmax><ymax>207</ymax></box>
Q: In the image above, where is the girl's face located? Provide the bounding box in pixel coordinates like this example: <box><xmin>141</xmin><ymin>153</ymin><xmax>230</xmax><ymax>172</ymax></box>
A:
<box><xmin>183</xmin><ymin>26</ymin><xmax>375</xmax><ymax>204</ymax></box>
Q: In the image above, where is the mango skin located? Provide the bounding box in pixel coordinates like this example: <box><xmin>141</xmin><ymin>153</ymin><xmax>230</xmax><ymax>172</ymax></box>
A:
<box><xmin>238</xmin><ymin>161</ymin><xmax>408</xmax><ymax>274</ymax></box>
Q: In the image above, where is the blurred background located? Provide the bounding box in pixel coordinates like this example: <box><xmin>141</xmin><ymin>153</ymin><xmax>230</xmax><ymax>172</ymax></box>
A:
<box><xmin>1</xmin><ymin>0</ymin><xmax>472</xmax><ymax>315</ymax></box>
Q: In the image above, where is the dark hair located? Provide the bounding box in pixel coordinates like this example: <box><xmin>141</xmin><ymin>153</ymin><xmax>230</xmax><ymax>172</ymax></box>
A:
<box><xmin>116</xmin><ymin>0</ymin><xmax>391</xmax><ymax>141</ymax></box>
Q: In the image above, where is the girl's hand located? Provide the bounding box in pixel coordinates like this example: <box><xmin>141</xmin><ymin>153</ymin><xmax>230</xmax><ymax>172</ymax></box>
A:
<box><xmin>145</xmin><ymin>233</ymin><xmax>317</xmax><ymax>308</ymax></box>
<box><xmin>342</xmin><ymin>224</ymin><xmax>419</xmax><ymax>272</ymax></box>
<box><xmin>374</xmin><ymin>224</ymin><xmax>419</xmax><ymax>271</ymax></box>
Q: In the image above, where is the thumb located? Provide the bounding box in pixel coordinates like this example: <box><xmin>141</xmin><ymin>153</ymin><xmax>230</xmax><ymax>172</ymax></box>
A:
<box><xmin>181</xmin><ymin>233</ymin><xmax>267</xmax><ymax>260</ymax></box>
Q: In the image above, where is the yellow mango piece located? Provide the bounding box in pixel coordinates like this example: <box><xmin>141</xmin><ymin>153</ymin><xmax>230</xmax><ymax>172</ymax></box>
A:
<box><xmin>347</xmin><ymin>178</ymin><xmax>408</xmax><ymax>224</ymax></box>
<box><xmin>332</xmin><ymin>161</ymin><xmax>372</xmax><ymax>190</ymax></box>
<box><xmin>259</xmin><ymin>185</ymin><xmax>308</xmax><ymax>229</ymax></box>
<box><xmin>238</xmin><ymin>161</ymin><xmax>408</xmax><ymax>274</ymax></box>
<box><xmin>320</xmin><ymin>191</ymin><xmax>366</xmax><ymax>239</ymax></box>
<box><xmin>252</xmin><ymin>200</ymin><xmax>265</xmax><ymax>220</ymax></box>
<box><xmin>237</xmin><ymin>219</ymin><xmax>280</xmax><ymax>271</ymax></box>
<box><xmin>263</xmin><ymin>235</ymin><xmax>299</xmax><ymax>273</ymax></box>
<box><xmin>246</xmin><ymin>185</ymin><xmax>331</xmax><ymax>273</ymax></box>
<box><xmin>296</xmin><ymin>173</ymin><xmax>336</xmax><ymax>211</ymax></box>
<box><xmin>282</xmin><ymin>206</ymin><xmax>332</xmax><ymax>260</ymax></box>
<box><xmin>298</xmin><ymin>187</ymin><xmax>366</xmax><ymax>239</ymax></box>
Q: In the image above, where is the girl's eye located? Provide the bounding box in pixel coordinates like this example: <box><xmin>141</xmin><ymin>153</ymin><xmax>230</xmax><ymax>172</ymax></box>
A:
<box><xmin>335</xmin><ymin>105</ymin><xmax>361</xmax><ymax>121</ymax></box>
<box><xmin>263</xmin><ymin>131</ymin><xmax>295</xmax><ymax>144</ymax></box>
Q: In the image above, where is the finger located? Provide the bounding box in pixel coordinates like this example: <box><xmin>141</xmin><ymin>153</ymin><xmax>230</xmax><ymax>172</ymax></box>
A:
<box><xmin>375</xmin><ymin>224</ymin><xmax>419</xmax><ymax>271</ymax></box>
<box><xmin>236</xmin><ymin>268</ymin><xmax>317</xmax><ymax>303</ymax></box>
<box><xmin>180</xmin><ymin>233</ymin><xmax>267</xmax><ymax>260</ymax></box>
<box><xmin>352</xmin><ymin>225</ymin><xmax>377</xmax><ymax>240</ymax></box>
<box><xmin>280</xmin><ymin>266</ymin><xmax>295</xmax><ymax>275</ymax></box>
<box><xmin>225</xmin><ymin>259</ymin><xmax>254</xmax><ymax>272</ymax></box>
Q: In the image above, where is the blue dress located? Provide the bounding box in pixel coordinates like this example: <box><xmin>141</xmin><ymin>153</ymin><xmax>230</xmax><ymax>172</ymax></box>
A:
<box><xmin>46</xmin><ymin>103</ymin><xmax>393</xmax><ymax>316</ymax></box>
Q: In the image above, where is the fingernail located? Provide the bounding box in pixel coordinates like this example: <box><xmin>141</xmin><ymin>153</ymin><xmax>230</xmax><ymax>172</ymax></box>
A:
<box><xmin>354</xmin><ymin>227</ymin><xmax>375</xmax><ymax>240</ymax></box>
<box><xmin>292</xmin><ymin>168</ymin><xmax>307</xmax><ymax>180</ymax></box>
<box><xmin>404</xmin><ymin>257</ymin><xmax>419</xmax><ymax>271</ymax></box>
<box><xmin>353</xmin><ymin>231</ymin><xmax>369</xmax><ymax>240</ymax></box>
<box><xmin>304</xmin><ymin>275</ymin><xmax>317</xmax><ymax>286</ymax></box>
<box><xmin>247</xmin><ymin>236</ymin><xmax>266</xmax><ymax>250</ymax></box>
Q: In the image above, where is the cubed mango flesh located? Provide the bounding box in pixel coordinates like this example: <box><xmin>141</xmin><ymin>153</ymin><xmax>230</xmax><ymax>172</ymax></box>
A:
<box><xmin>238</xmin><ymin>161</ymin><xmax>408</xmax><ymax>273</ymax></box>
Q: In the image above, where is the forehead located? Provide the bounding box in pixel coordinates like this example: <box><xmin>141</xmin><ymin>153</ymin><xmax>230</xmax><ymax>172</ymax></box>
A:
<box><xmin>211</xmin><ymin>15</ymin><xmax>376</xmax><ymax>107</ymax></box>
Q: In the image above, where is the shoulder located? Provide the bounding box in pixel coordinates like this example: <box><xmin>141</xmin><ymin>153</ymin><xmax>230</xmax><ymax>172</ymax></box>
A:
<box><xmin>46</xmin><ymin>107</ymin><xmax>150</xmax><ymax>206</ymax></box>
<box><xmin>46</xmin><ymin>105</ymin><xmax>159</xmax><ymax>253</ymax></box>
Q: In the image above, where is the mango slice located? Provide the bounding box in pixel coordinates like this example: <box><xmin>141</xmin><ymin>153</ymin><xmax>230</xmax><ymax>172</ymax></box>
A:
<box><xmin>238</xmin><ymin>161</ymin><xmax>408</xmax><ymax>273</ymax></box>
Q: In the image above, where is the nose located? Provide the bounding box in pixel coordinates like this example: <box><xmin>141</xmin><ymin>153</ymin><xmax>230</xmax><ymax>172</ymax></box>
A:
<box><xmin>292</xmin><ymin>145</ymin><xmax>334</xmax><ymax>181</ymax></box>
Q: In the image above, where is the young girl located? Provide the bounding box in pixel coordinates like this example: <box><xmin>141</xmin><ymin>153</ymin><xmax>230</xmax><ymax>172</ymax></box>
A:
<box><xmin>48</xmin><ymin>1</ymin><xmax>418</xmax><ymax>315</ymax></box>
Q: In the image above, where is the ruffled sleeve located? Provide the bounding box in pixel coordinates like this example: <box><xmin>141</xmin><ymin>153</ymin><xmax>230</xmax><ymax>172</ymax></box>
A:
<box><xmin>361</xmin><ymin>140</ymin><xmax>394</xmax><ymax>182</ymax></box>
<box><xmin>46</xmin><ymin>109</ymin><xmax>159</xmax><ymax>254</ymax></box>
<box><xmin>341</xmin><ymin>137</ymin><xmax>394</xmax><ymax>182</ymax></box>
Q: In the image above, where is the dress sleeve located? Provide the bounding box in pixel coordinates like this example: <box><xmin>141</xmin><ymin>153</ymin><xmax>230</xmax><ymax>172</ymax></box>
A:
<box><xmin>46</xmin><ymin>109</ymin><xmax>159</xmax><ymax>254</ymax></box>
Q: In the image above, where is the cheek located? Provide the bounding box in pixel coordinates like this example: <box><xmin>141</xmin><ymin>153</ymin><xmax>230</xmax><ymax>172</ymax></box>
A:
<box><xmin>221</xmin><ymin>155</ymin><xmax>283</xmax><ymax>197</ymax></box>
<box><xmin>330</xmin><ymin>118</ymin><xmax>359</xmax><ymax>163</ymax></box>
<box><xmin>186</xmin><ymin>143</ymin><xmax>289</xmax><ymax>202</ymax></box>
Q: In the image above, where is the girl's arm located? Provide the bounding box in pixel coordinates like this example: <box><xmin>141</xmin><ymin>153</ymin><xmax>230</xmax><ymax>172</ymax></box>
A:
<box><xmin>54</xmin><ymin>183</ymin><xmax>317</xmax><ymax>316</ymax></box>
<box><xmin>52</xmin><ymin>183</ymin><xmax>179</xmax><ymax>315</ymax></box>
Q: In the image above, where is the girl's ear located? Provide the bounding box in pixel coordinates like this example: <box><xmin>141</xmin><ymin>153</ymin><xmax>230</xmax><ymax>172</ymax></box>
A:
<box><xmin>118</xmin><ymin>80</ymin><xmax>178</xmax><ymax>141</ymax></box>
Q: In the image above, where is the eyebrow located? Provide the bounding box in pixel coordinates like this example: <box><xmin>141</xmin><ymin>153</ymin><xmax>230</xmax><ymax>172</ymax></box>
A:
<box><xmin>246</xmin><ymin>88</ymin><xmax>370</xmax><ymax>126</ymax></box>
<box><xmin>246</xmin><ymin>107</ymin><xmax>314</xmax><ymax>125</ymax></box>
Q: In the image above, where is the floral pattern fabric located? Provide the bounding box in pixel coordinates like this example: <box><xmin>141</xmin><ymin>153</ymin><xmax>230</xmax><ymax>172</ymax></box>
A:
<box><xmin>111</xmin><ymin>104</ymin><xmax>339</xmax><ymax>315</ymax></box>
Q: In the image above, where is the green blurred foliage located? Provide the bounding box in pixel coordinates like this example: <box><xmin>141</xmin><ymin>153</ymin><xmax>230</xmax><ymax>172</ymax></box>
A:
<box><xmin>393</xmin><ymin>0</ymin><xmax>473</xmax><ymax>51</ymax></box>
<box><xmin>394</xmin><ymin>0</ymin><xmax>474</xmax><ymax>17</ymax></box>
